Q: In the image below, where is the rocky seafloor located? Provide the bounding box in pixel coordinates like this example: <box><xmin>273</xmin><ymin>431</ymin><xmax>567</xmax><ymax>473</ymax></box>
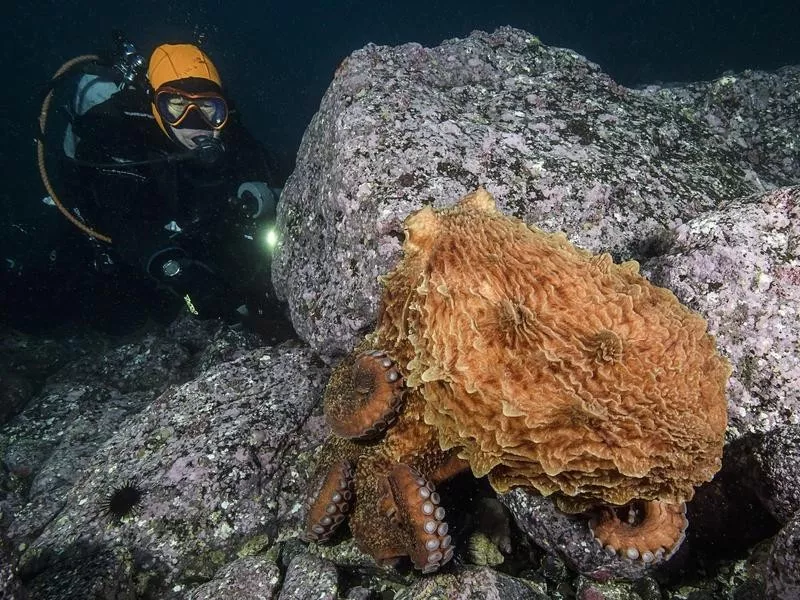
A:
<box><xmin>2</xmin><ymin>27</ymin><xmax>799</xmax><ymax>599</ymax></box>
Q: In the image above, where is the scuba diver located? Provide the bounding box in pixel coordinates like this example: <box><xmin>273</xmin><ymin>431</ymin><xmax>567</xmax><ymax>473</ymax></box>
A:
<box><xmin>37</xmin><ymin>33</ymin><xmax>284</xmax><ymax>327</ymax></box>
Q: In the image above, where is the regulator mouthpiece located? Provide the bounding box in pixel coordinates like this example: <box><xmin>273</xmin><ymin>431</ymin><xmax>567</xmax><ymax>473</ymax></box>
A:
<box><xmin>191</xmin><ymin>135</ymin><xmax>224</xmax><ymax>165</ymax></box>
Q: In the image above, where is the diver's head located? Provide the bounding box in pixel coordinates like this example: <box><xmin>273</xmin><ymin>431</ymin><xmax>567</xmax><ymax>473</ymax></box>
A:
<box><xmin>147</xmin><ymin>44</ymin><xmax>229</xmax><ymax>150</ymax></box>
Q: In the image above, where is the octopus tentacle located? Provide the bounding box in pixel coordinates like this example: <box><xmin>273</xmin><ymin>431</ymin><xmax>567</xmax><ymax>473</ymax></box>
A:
<box><xmin>589</xmin><ymin>500</ymin><xmax>688</xmax><ymax>563</ymax></box>
<box><xmin>427</xmin><ymin>453</ymin><xmax>471</xmax><ymax>486</ymax></box>
<box><xmin>303</xmin><ymin>459</ymin><xmax>355</xmax><ymax>542</ymax></box>
<box><xmin>384</xmin><ymin>463</ymin><xmax>454</xmax><ymax>573</ymax></box>
<box><xmin>325</xmin><ymin>350</ymin><xmax>406</xmax><ymax>440</ymax></box>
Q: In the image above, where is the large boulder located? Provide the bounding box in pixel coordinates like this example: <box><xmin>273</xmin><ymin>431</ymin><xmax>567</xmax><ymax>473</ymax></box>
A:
<box><xmin>273</xmin><ymin>26</ymin><xmax>798</xmax><ymax>360</ymax></box>
<box><xmin>766</xmin><ymin>511</ymin><xmax>800</xmax><ymax>600</ymax></box>
<box><xmin>643</xmin><ymin>187</ymin><xmax>800</xmax><ymax>440</ymax></box>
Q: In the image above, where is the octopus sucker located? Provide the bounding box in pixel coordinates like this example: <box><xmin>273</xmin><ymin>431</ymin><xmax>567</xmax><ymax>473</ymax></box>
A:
<box><xmin>303</xmin><ymin>459</ymin><xmax>355</xmax><ymax>543</ymax></box>
<box><xmin>325</xmin><ymin>350</ymin><xmax>406</xmax><ymax>440</ymax></box>
<box><xmin>589</xmin><ymin>500</ymin><xmax>688</xmax><ymax>561</ymax></box>
<box><xmin>386</xmin><ymin>463</ymin><xmax>454</xmax><ymax>572</ymax></box>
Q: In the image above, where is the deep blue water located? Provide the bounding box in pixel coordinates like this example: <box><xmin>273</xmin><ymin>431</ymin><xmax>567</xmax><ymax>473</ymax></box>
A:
<box><xmin>2</xmin><ymin>0</ymin><xmax>798</xmax><ymax>331</ymax></box>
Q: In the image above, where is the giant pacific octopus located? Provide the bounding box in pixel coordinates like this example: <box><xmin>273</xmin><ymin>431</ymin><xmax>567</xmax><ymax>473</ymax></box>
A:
<box><xmin>303</xmin><ymin>187</ymin><xmax>730</xmax><ymax>572</ymax></box>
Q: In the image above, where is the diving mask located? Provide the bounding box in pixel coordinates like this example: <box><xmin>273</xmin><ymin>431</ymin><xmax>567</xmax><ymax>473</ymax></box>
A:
<box><xmin>154</xmin><ymin>86</ymin><xmax>229</xmax><ymax>130</ymax></box>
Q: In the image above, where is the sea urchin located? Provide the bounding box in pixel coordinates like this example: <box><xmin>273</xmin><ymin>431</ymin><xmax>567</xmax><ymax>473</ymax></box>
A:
<box><xmin>100</xmin><ymin>480</ymin><xmax>143</xmax><ymax>523</ymax></box>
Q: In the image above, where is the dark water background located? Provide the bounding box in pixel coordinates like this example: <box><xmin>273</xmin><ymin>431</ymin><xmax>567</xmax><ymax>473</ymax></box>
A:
<box><xmin>2</xmin><ymin>0</ymin><xmax>799</xmax><ymax>331</ymax></box>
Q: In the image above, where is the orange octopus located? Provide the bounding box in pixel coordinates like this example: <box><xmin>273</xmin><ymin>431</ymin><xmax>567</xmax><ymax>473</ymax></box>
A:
<box><xmin>303</xmin><ymin>188</ymin><xmax>730</xmax><ymax>572</ymax></box>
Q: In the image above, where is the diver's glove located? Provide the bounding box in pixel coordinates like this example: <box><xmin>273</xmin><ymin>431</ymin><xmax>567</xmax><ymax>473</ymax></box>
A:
<box><xmin>150</xmin><ymin>253</ymin><xmax>229</xmax><ymax>319</ymax></box>
<box><xmin>232</xmin><ymin>182</ymin><xmax>278</xmax><ymax>220</ymax></box>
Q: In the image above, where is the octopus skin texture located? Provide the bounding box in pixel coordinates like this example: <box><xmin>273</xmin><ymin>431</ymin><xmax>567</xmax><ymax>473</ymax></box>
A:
<box><xmin>303</xmin><ymin>187</ymin><xmax>730</xmax><ymax>572</ymax></box>
<box><xmin>304</xmin><ymin>349</ymin><xmax>467</xmax><ymax>573</ymax></box>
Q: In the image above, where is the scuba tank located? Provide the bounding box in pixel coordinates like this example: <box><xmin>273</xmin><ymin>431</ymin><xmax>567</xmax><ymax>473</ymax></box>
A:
<box><xmin>63</xmin><ymin>32</ymin><xmax>149</xmax><ymax>161</ymax></box>
<box><xmin>37</xmin><ymin>32</ymin><xmax>225</xmax><ymax>244</ymax></box>
<box><xmin>36</xmin><ymin>31</ymin><xmax>150</xmax><ymax>244</ymax></box>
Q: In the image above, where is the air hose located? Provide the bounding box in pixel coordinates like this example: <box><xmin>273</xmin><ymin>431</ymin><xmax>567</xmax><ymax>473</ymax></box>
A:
<box><xmin>37</xmin><ymin>44</ymin><xmax>222</xmax><ymax>244</ymax></box>
<box><xmin>36</xmin><ymin>54</ymin><xmax>113</xmax><ymax>243</ymax></box>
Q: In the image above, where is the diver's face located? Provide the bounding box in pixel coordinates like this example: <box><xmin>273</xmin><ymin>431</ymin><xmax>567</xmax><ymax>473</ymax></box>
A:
<box><xmin>171</xmin><ymin>127</ymin><xmax>220</xmax><ymax>150</ymax></box>
<box><xmin>155</xmin><ymin>88</ymin><xmax>228</xmax><ymax>151</ymax></box>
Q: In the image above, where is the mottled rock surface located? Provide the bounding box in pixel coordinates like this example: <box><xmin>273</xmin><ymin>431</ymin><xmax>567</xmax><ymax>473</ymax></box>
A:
<box><xmin>11</xmin><ymin>343</ymin><xmax>326</xmax><ymax>598</ymax></box>
<box><xmin>190</xmin><ymin>555</ymin><xmax>282</xmax><ymax>600</ymax></box>
<box><xmin>0</xmin><ymin>531</ymin><xmax>25</xmax><ymax>599</ymax></box>
<box><xmin>395</xmin><ymin>565</ymin><xmax>550</xmax><ymax>600</ymax></box>
<box><xmin>642</xmin><ymin>68</ymin><xmax>800</xmax><ymax>186</ymax></box>
<box><xmin>1</xmin><ymin>317</ymin><xmax>266</xmax><ymax>544</ymax></box>
<box><xmin>643</xmin><ymin>186</ymin><xmax>800</xmax><ymax>439</ymax></box>
<box><xmin>0</xmin><ymin>326</ymin><xmax>106</xmax><ymax>425</ymax></box>
<box><xmin>745</xmin><ymin>425</ymin><xmax>800</xmax><ymax>524</ymax></box>
<box><xmin>766</xmin><ymin>512</ymin><xmax>800</xmax><ymax>600</ymax></box>
<box><xmin>277</xmin><ymin>553</ymin><xmax>339</xmax><ymax>600</ymax></box>
<box><xmin>273</xmin><ymin>27</ymin><xmax>798</xmax><ymax>360</ymax></box>
<box><xmin>1</xmin><ymin>315</ymin><xmax>329</xmax><ymax>599</ymax></box>
<box><xmin>0</xmin><ymin>367</ymin><xmax>34</xmax><ymax>427</ymax></box>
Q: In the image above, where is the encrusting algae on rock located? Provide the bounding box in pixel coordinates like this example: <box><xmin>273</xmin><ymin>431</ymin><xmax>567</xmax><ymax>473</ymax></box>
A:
<box><xmin>304</xmin><ymin>187</ymin><xmax>731</xmax><ymax>570</ymax></box>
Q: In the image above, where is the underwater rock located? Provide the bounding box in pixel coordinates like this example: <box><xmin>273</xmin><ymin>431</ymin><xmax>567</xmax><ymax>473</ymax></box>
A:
<box><xmin>394</xmin><ymin>565</ymin><xmax>550</xmax><ymax>600</ymax></box>
<box><xmin>686</xmin><ymin>439</ymin><xmax>781</xmax><ymax>559</ymax></box>
<box><xmin>746</xmin><ymin>425</ymin><xmax>800</xmax><ymax>524</ymax></box>
<box><xmin>468</xmin><ymin>532</ymin><xmax>505</xmax><ymax>567</ymax></box>
<box><xmin>6</xmin><ymin>340</ymin><xmax>327</xmax><ymax>598</ymax></box>
<box><xmin>0</xmin><ymin>530</ymin><xmax>25</xmax><ymax>600</ymax></box>
<box><xmin>765</xmin><ymin>510</ymin><xmax>800</xmax><ymax>600</ymax></box>
<box><xmin>277</xmin><ymin>553</ymin><xmax>339</xmax><ymax>600</ymax></box>
<box><xmin>0</xmin><ymin>367</ymin><xmax>34</xmax><ymax>426</ymax></box>
<box><xmin>189</xmin><ymin>555</ymin><xmax>281</xmax><ymax>600</ymax></box>
<box><xmin>0</xmin><ymin>325</ymin><xmax>106</xmax><ymax>382</ymax></box>
<box><xmin>0</xmin><ymin>325</ymin><xmax>108</xmax><ymax>425</ymax></box>
<box><xmin>273</xmin><ymin>27</ymin><xmax>800</xmax><ymax>359</ymax></box>
<box><xmin>642</xmin><ymin>186</ymin><xmax>800</xmax><ymax>440</ymax></box>
<box><xmin>641</xmin><ymin>67</ymin><xmax>800</xmax><ymax>186</ymax></box>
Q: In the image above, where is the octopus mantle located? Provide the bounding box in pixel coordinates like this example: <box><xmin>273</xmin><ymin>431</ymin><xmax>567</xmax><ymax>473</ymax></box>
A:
<box><xmin>303</xmin><ymin>188</ymin><xmax>730</xmax><ymax>572</ymax></box>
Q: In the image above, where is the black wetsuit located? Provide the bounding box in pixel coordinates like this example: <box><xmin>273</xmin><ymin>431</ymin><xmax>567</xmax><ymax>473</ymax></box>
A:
<box><xmin>64</xmin><ymin>85</ymin><xmax>277</xmax><ymax>319</ymax></box>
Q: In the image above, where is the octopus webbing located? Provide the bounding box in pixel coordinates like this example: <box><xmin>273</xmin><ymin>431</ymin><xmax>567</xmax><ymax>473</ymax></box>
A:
<box><xmin>303</xmin><ymin>188</ymin><xmax>730</xmax><ymax>572</ymax></box>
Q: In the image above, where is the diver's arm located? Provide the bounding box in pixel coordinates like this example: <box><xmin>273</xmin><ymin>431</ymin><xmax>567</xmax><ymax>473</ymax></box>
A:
<box><xmin>72</xmin><ymin>89</ymin><xmax>156</xmax><ymax>160</ymax></box>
